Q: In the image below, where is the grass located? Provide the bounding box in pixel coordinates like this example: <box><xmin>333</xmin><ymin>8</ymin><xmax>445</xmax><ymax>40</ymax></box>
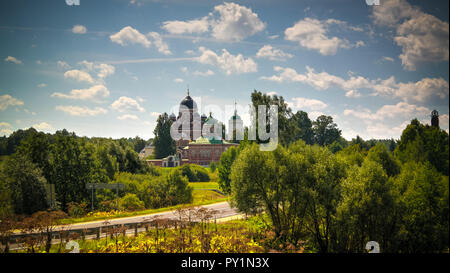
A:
<box><xmin>57</xmin><ymin>182</ymin><xmax>226</xmax><ymax>225</ymax></box>
<box><xmin>188</xmin><ymin>182</ymin><xmax>220</xmax><ymax>190</ymax></box>
<box><xmin>33</xmin><ymin>216</ymin><xmax>268</xmax><ymax>253</ymax></box>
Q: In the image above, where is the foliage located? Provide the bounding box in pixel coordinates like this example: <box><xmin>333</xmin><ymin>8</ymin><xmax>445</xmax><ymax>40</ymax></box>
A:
<box><xmin>153</xmin><ymin>113</ymin><xmax>176</xmax><ymax>159</ymax></box>
<box><xmin>391</xmin><ymin>162</ymin><xmax>449</xmax><ymax>252</ymax></box>
<box><xmin>119</xmin><ymin>193</ymin><xmax>145</xmax><ymax>211</ymax></box>
<box><xmin>67</xmin><ymin>202</ymin><xmax>88</xmax><ymax>218</ymax></box>
<box><xmin>230</xmin><ymin>141</ymin><xmax>346</xmax><ymax>252</ymax></box>
<box><xmin>395</xmin><ymin>119</ymin><xmax>449</xmax><ymax>175</ymax></box>
<box><xmin>0</xmin><ymin>153</ymin><xmax>48</xmax><ymax>215</ymax></box>
<box><xmin>180</xmin><ymin>164</ymin><xmax>210</xmax><ymax>182</ymax></box>
<box><xmin>312</xmin><ymin>115</ymin><xmax>342</xmax><ymax>146</ymax></box>
<box><xmin>113</xmin><ymin>170</ymin><xmax>192</xmax><ymax>209</ymax></box>
<box><xmin>218</xmin><ymin>146</ymin><xmax>238</xmax><ymax>194</ymax></box>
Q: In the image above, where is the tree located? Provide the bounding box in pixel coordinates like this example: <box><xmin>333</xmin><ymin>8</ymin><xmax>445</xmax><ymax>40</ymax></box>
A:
<box><xmin>290</xmin><ymin>110</ymin><xmax>314</xmax><ymax>144</ymax></box>
<box><xmin>132</xmin><ymin>136</ymin><xmax>147</xmax><ymax>153</ymax></box>
<box><xmin>1</xmin><ymin>153</ymin><xmax>48</xmax><ymax>215</ymax></box>
<box><xmin>395</xmin><ymin>119</ymin><xmax>449</xmax><ymax>175</ymax></box>
<box><xmin>49</xmin><ymin>130</ymin><xmax>93</xmax><ymax>211</ymax></box>
<box><xmin>366</xmin><ymin>143</ymin><xmax>400</xmax><ymax>177</ymax></box>
<box><xmin>392</xmin><ymin>161</ymin><xmax>449</xmax><ymax>252</ymax></box>
<box><xmin>218</xmin><ymin>146</ymin><xmax>239</xmax><ymax>195</ymax></box>
<box><xmin>251</xmin><ymin>90</ymin><xmax>293</xmax><ymax>146</ymax></box>
<box><xmin>335</xmin><ymin>159</ymin><xmax>396</xmax><ymax>252</ymax></box>
<box><xmin>153</xmin><ymin>113</ymin><xmax>176</xmax><ymax>159</ymax></box>
<box><xmin>312</xmin><ymin>115</ymin><xmax>341</xmax><ymax>146</ymax></box>
<box><xmin>230</xmin><ymin>141</ymin><xmax>346</xmax><ymax>251</ymax></box>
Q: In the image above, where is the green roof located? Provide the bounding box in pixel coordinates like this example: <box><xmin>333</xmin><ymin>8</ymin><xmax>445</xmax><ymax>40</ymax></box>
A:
<box><xmin>190</xmin><ymin>136</ymin><xmax>232</xmax><ymax>145</ymax></box>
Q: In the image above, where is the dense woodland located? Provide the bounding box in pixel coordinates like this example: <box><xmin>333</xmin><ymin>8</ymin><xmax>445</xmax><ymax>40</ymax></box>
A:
<box><xmin>0</xmin><ymin>90</ymin><xmax>448</xmax><ymax>253</ymax></box>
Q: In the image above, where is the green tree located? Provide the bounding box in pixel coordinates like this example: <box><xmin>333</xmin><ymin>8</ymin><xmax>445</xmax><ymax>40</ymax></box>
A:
<box><xmin>335</xmin><ymin>159</ymin><xmax>396</xmax><ymax>252</ymax></box>
<box><xmin>312</xmin><ymin>115</ymin><xmax>342</xmax><ymax>146</ymax></box>
<box><xmin>218</xmin><ymin>146</ymin><xmax>238</xmax><ymax>194</ymax></box>
<box><xmin>1</xmin><ymin>153</ymin><xmax>48</xmax><ymax>215</ymax></box>
<box><xmin>251</xmin><ymin>90</ymin><xmax>293</xmax><ymax>146</ymax></box>
<box><xmin>366</xmin><ymin>143</ymin><xmax>400</xmax><ymax>177</ymax></box>
<box><xmin>290</xmin><ymin>110</ymin><xmax>314</xmax><ymax>145</ymax></box>
<box><xmin>392</xmin><ymin>162</ymin><xmax>449</xmax><ymax>252</ymax></box>
<box><xmin>120</xmin><ymin>193</ymin><xmax>145</xmax><ymax>211</ymax></box>
<box><xmin>395</xmin><ymin>119</ymin><xmax>449</xmax><ymax>175</ymax></box>
<box><xmin>153</xmin><ymin>113</ymin><xmax>176</xmax><ymax>159</ymax></box>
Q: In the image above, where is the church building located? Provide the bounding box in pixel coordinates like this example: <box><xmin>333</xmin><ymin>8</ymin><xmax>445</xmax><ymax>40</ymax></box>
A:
<box><xmin>147</xmin><ymin>91</ymin><xmax>239</xmax><ymax>167</ymax></box>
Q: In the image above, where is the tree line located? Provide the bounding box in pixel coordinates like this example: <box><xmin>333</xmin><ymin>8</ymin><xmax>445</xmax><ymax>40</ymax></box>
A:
<box><xmin>217</xmin><ymin>90</ymin><xmax>449</xmax><ymax>253</ymax></box>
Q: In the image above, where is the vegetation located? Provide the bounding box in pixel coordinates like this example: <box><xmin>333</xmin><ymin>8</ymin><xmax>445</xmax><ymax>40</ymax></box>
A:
<box><xmin>227</xmin><ymin>118</ymin><xmax>448</xmax><ymax>253</ymax></box>
<box><xmin>152</xmin><ymin>113</ymin><xmax>176</xmax><ymax>159</ymax></box>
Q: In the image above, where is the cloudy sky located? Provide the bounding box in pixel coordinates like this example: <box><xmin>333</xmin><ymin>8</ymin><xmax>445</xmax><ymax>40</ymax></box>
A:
<box><xmin>0</xmin><ymin>0</ymin><xmax>448</xmax><ymax>140</ymax></box>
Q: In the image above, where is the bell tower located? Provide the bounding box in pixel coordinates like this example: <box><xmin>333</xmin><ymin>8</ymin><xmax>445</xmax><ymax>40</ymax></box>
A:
<box><xmin>431</xmin><ymin>110</ymin><xmax>439</xmax><ymax>128</ymax></box>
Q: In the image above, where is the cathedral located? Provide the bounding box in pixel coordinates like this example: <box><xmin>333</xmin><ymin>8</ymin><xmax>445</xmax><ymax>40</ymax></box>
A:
<box><xmin>148</xmin><ymin>91</ymin><xmax>240</xmax><ymax>167</ymax></box>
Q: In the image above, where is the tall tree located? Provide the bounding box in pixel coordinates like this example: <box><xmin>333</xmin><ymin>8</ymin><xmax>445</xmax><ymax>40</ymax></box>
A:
<box><xmin>290</xmin><ymin>110</ymin><xmax>314</xmax><ymax>144</ymax></box>
<box><xmin>1</xmin><ymin>153</ymin><xmax>48</xmax><ymax>215</ymax></box>
<box><xmin>153</xmin><ymin>113</ymin><xmax>176</xmax><ymax>159</ymax></box>
<box><xmin>250</xmin><ymin>90</ymin><xmax>293</xmax><ymax>146</ymax></box>
<box><xmin>312</xmin><ymin>115</ymin><xmax>341</xmax><ymax>146</ymax></box>
<box><xmin>395</xmin><ymin>119</ymin><xmax>449</xmax><ymax>175</ymax></box>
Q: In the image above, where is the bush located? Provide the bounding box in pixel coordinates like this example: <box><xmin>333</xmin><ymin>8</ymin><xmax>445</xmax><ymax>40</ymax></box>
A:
<box><xmin>98</xmin><ymin>200</ymin><xmax>117</xmax><ymax>212</ymax></box>
<box><xmin>180</xmin><ymin>164</ymin><xmax>210</xmax><ymax>182</ymax></box>
<box><xmin>119</xmin><ymin>193</ymin><xmax>145</xmax><ymax>211</ymax></box>
<box><xmin>67</xmin><ymin>202</ymin><xmax>88</xmax><ymax>217</ymax></box>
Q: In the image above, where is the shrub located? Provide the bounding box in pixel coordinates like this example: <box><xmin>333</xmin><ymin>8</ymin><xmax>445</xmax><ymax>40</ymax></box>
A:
<box><xmin>119</xmin><ymin>193</ymin><xmax>145</xmax><ymax>211</ymax></box>
<box><xmin>67</xmin><ymin>202</ymin><xmax>88</xmax><ymax>217</ymax></box>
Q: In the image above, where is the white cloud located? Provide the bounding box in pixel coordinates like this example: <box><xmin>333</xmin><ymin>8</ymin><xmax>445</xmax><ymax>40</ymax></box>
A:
<box><xmin>266</xmin><ymin>91</ymin><xmax>277</xmax><ymax>96</ymax></box>
<box><xmin>162</xmin><ymin>17</ymin><xmax>210</xmax><ymax>34</ymax></box>
<box><xmin>289</xmin><ymin>97</ymin><xmax>328</xmax><ymax>111</ymax></box>
<box><xmin>78</xmin><ymin>60</ymin><xmax>94</xmax><ymax>71</ymax></box>
<box><xmin>117</xmin><ymin>114</ymin><xmax>139</xmax><ymax>121</ymax></box>
<box><xmin>95</xmin><ymin>63</ymin><xmax>115</xmax><ymax>79</ymax></box>
<box><xmin>147</xmin><ymin>32</ymin><xmax>172</xmax><ymax>55</ymax></box>
<box><xmin>77</xmin><ymin>61</ymin><xmax>115</xmax><ymax>80</ymax></box>
<box><xmin>32</xmin><ymin>122</ymin><xmax>53</xmax><ymax>131</ymax></box>
<box><xmin>151</xmin><ymin>112</ymin><xmax>161</xmax><ymax>117</ymax></box>
<box><xmin>72</xmin><ymin>25</ymin><xmax>87</xmax><ymax>34</ymax></box>
<box><xmin>174</xmin><ymin>78</ymin><xmax>184</xmax><ymax>83</ymax></box>
<box><xmin>51</xmin><ymin>84</ymin><xmax>110</xmax><ymax>102</ymax></box>
<box><xmin>37</xmin><ymin>83</ymin><xmax>47</xmax><ymax>88</ymax></box>
<box><xmin>111</xmin><ymin>96</ymin><xmax>145</xmax><ymax>113</ymax></box>
<box><xmin>345</xmin><ymin>90</ymin><xmax>361</xmax><ymax>98</ymax></box>
<box><xmin>0</xmin><ymin>94</ymin><xmax>24</xmax><ymax>111</ymax></box>
<box><xmin>0</xmin><ymin>129</ymin><xmax>13</xmax><ymax>136</ymax></box>
<box><xmin>55</xmin><ymin>105</ymin><xmax>108</xmax><ymax>116</ymax></box>
<box><xmin>0</xmin><ymin>122</ymin><xmax>11</xmax><ymax>127</ymax></box>
<box><xmin>284</xmin><ymin>18</ymin><xmax>351</xmax><ymax>55</ymax></box>
<box><xmin>192</xmin><ymin>69</ymin><xmax>215</xmax><ymax>77</ymax></box>
<box><xmin>161</xmin><ymin>2</ymin><xmax>265</xmax><ymax>42</ymax></box>
<box><xmin>261</xmin><ymin>66</ymin><xmax>449</xmax><ymax>103</ymax></box>
<box><xmin>64</xmin><ymin>69</ymin><xmax>95</xmax><ymax>83</ymax></box>
<box><xmin>110</xmin><ymin>26</ymin><xmax>151</xmax><ymax>48</ymax></box>
<box><xmin>344</xmin><ymin>102</ymin><xmax>430</xmax><ymax>122</ymax></box>
<box><xmin>256</xmin><ymin>45</ymin><xmax>293</xmax><ymax>61</ymax></box>
<box><xmin>211</xmin><ymin>2</ymin><xmax>265</xmax><ymax>42</ymax></box>
<box><xmin>197</xmin><ymin>47</ymin><xmax>257</xmax><ymax>75</ymax></box>
<box><xmin>395</xmin><ymin>77</ymin><xmax>449</xmax><ymax>103</ymax></box>
<box><xmin>57</xmin><ymin>60</ymin><xmax>70</xmax><ymax>69</ymax></box>
<box><xmin>381</xmin><ymin>56</ymin><xmax>395</xmax><ymax>62</ymax></box>
<box><xmin>372</xmin><ymin>0</ymin><xmax>449</xmax><ymax>70</ymax></box>
<box><xmin>4</xmin><ymin>56</ymin><xmax>22</xmax><ymax>64</ymax></box>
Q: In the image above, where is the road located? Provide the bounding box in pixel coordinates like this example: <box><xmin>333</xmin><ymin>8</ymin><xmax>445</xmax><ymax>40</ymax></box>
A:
<box><xmin>18</xmin><ymin>201</ymin><xmax>240</xmax><ymax>234</ymax></box>
<box><xmin>6</xmin><ymin>201</ymin><xmax>241</xmax><ymax>250</ymax></box>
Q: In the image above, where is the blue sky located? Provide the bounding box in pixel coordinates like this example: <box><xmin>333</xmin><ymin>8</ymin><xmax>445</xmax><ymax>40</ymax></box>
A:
<box><xmin>0</xmin><ymin>0</ymin><xmax>448</xmax><ymax>140</ymax></box>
